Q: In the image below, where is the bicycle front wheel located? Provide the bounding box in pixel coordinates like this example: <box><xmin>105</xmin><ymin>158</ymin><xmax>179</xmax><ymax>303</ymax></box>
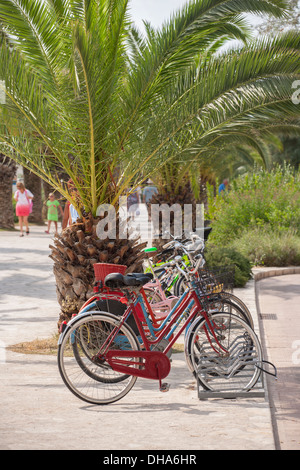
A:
<box><xmin>185</xmin><ymin>312</ymin><xmax>262</xmax><ymax>393</ymax></box>
<box><xmin>58</xmin><ymin>312</ymin><xmax>140</xmax><ymax>405</ymax></box>
<box><xmin>206</xmin><ymin>296</ymin><xmax>253</xmax><ymax>328</ymax></box>
<box><xmin>218</xmin><ymin>292</ymin><xmax>254</xmax><ymax>329</ymax></box>
<box><xmin>174</xmin><ymin>274</ymin><xmax>188</xmax><ymax>297</ymax></box>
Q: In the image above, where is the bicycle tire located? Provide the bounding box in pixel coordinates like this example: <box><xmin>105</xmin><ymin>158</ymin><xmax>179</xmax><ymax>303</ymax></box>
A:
<box><xmin>173</xmin><ymin>274</ymin><xmax>188</xmax><ymax>297</ymax></box>
<box><xmin>184</xmin><ymin>299</ymin><xmax>252</xmax><ymax>373</ymax></box>
<box><xmin>205</xmin><ymin>295</ymin><xmax>253</xmax><ymax>328</ymax></box>
<box><xmin>185</xmin><ymin>312</ymin><xmax>262</xmax><ymax>393</ymax></box>
<box><xmin>58</xmin><ymin>312</ymin><xmax>140</xmax><ymax>405</ymax></box>
<box><xmin>217</xmin><ymin>292</ymin><xmax>254</xmax><ymax>328</ymax></box>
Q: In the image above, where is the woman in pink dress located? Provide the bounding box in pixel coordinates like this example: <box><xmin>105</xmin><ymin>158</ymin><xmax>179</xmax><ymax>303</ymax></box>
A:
<box><xmin>14</xmin><ymin>182</ymin><xmax>34</xmax><ymax>236</ymax></box>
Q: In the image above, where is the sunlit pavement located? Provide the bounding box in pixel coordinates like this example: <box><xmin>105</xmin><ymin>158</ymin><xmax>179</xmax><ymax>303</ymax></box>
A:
<box><xmin>0</xmin><ymin>224</ymin><xmax>299</xmax><ymax>450</ymax></box>
<box><xmin>254</xmin><ymin>270</ymin><xmax>300</xmax><ymax>450</ymax></box>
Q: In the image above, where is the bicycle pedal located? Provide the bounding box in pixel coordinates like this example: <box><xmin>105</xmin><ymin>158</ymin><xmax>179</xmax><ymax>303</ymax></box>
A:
<box><xmin>160</xmin><ymin>383</ymin><xmax>170</xmax><ymax>392</ymax></box>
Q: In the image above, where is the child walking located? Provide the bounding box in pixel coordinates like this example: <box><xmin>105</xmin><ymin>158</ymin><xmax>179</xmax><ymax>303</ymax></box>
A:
<box><xmin>45</xmin><ymin>193</ymin><xmax>63</xmax><ymax>234</ymax></box>
<box><xmin>14</xmin><ymin>181</ymin><xmax>34</xmax><ymax>237</ymax></box>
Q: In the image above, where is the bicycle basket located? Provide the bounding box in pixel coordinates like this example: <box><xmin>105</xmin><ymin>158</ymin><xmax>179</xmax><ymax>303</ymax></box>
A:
<box><xmin>195</xmin><ymin>266</ymin><xmax>235</xmax><ymax>295</ymax></box>
<box><xmin>93</xmin><ymin>263</ymin><xmax>127</xmax><ymax>282</ymax></box>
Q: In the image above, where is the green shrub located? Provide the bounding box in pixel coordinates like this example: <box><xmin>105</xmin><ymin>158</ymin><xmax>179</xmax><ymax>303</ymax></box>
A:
<box><xmin>230</xmin><ymin>228</ymin><xmax>300</xmax><ymax>267</ymax></box>
<box><xmin>204</xmin><ymin>165</ymin><xmax>300</xmax><ymax>273</ymax></box>
<box><xmin>206</xmin><ymin>165</ymin><xmax>300</xmax><ymax>245</ymax></box>
<box><xmin>204</xmin><ymin>245</ymin><xmax>252</xmax><ymax>287</ymax></box>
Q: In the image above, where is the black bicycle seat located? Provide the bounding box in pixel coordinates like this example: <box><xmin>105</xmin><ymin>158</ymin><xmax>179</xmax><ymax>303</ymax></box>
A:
<box><xmin>104</xmin><ymin>272</ymin><xmax>153</xmax><ymax>289</ymax></box>
<box><xmin>126</xmin><ymin>272</ymin><xmax>154</xmax><ymax>280</ymax></box>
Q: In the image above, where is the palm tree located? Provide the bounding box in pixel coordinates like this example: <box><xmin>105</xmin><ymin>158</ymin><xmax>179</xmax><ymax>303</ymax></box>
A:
<box><xmin>0</xmin><ymin>153</ymin><xmax>16</xmax><ymax>229</ymax></box>
<box><xmin>140</xmin><ymin>28</ymin><xmax>300</xmax><ymax>240</ymax></box>
<box><xmin>0</xmin><ymin>0</ymin><xmax>300</xmax><ymax>321</ymax></box>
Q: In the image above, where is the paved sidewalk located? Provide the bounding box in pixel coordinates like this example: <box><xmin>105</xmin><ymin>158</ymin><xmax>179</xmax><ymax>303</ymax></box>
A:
<box><xmin>254</xmin><ymin>270</ymin><xmax>300</xmax><ymax>450</ymax></box>
<box><xmin>0</xmin><ymin>225</ymin><xmax>297</xmax><ymax>450</ymax></box>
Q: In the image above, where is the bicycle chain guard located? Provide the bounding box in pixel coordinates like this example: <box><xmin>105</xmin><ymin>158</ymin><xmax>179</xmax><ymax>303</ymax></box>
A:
<box><xmin>106</xmin><ymin>350</ymin><xmax>171</xmax><ymax>382</ymax></box>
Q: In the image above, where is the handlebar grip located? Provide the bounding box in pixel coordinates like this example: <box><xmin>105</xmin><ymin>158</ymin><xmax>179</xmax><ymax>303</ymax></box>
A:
<box><xmin>162</xmin><ymin>241</ymin><xmax>175</xmax><ymax>249</ymax></box>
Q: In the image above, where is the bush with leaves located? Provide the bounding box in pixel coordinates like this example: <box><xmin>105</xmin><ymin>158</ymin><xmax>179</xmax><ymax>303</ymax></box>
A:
<box><xmin>230</xmin><ymin>227</ymin><xmax>300</xmax><ymax>267</ymax></box>
<box><xmin>204</xmin><ymin>245</ymin><xmax>252</xmax><ymax>287</ymax></box>
<box><xmin>205</xmin><ymin>165</ymin><xmax>300</xmax><ymax>272</ymax></box>
<box><xmin>206</xmin><ymin>165</ymin><xmax>300</xmax><ymax>245</ymax></box>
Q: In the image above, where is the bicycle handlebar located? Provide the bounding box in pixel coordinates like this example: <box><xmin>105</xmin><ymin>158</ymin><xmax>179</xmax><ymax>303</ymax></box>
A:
<box><xmin>174</xmin><ymin>252</ymin><xmax>204</xmax><ymax>280</ymax></box>
<box><xmin>148</xmin><ymin>231</ymin><xmax>206</xmax><ymax>281</ymax></box>
<box><xmin>162</xmin><ymin>235</ymin><xmax>204</xmax><ymax>267</ymax></box>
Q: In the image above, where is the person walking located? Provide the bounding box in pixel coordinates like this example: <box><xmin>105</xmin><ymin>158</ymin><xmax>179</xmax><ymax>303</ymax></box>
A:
<box><xmin>61</xmin><ymin>179</ymin><xmax>80</xmax><ymax>229</ymax></box>
<box><xmin>127</xmin><ymin>185</ymin><xmax>140</xmax><ymax>221</ymax></box>
<box><xmin>218</xmin><ymin>178</ymin><xmax>229</xmax><ymax>195</ymax></box>
<box><xmin>142</xmin><ymin>180</ymin><xmax>158</xmax><ymax>220</ymax></box>
<box><xmin>142</xmin><ymin>180</ymin><xmax>158</xmax><ymax>205</ymax></box>
<box><xmin>45</xmin><ymin>193</ymin><xmax>63</xmax><ymax>234</ymax></box>
<box><xmin>14</xmin><ymin>181</ymin><xmax>33</xmax><ymax>237</ymax></box>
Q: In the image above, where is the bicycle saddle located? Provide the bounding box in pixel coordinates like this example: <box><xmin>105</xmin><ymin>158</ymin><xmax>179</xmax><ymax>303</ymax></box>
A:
<box><xmin>104</xmin><ymin>272</ymin><xmax>153</xmax><ymax>289</ymax></box>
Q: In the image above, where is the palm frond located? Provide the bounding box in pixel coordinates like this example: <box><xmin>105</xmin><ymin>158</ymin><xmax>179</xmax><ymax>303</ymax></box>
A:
<box><xmin>0</xmin><ymin>0</ymin><xmax>299</xmax><ymax>216</ymax></box>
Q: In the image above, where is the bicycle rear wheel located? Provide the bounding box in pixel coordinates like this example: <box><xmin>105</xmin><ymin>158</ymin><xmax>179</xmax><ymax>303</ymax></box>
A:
<box><xmin>185</xmin><ymin>312</ymin><xmax>262</xmax><ymax>393</ymax></box>
<box><xmin>58</xmin><ymin>312</ymin><xmax>140</xmax><ymax>405</ymax></box>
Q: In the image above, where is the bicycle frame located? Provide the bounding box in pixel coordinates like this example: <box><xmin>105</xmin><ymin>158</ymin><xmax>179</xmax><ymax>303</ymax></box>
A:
<box><xmin>93</xmin><ymin>281</ymin><xmax>229</xmax><ymax>382</ymax></box>
<box><xmin>76</xmin><ymin>264</ymin><xmax>203</xmax><ymax>340</ymax></box>
<box><xmin>140</xmin><ymin>277</ymin><xmax>178</xmax><ymax>318</ymax></box>
<box><xmin>77</xmin><ymin>271</ymin><xmax>180</xmax><ymax>336</ymax></box>
<box><xmin>77</xmin><ymin>283</ymin><xmax>192</xmax><ymax>340</ymax></box>
<box><xmin>76</xmin><ymin>239</ymin><xmax>203</xmax><ymax>330</ymax></box>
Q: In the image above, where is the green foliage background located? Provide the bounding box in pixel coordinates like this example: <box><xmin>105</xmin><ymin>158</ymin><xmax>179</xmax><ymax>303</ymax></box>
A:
<box><xmin>205</xmin><ymin>165</ymin><xmax>300</xmax><ymax>284</ymax></box>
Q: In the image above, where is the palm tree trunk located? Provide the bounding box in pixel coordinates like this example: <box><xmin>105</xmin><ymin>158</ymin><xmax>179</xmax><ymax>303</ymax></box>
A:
<box><xmin>50</xmin><ymin>213</ymin><xmax>147</xmax><ymax>326</ymax></box>
<box><xmin>0</xmin><ymin>154</ymin><xmax>17</xmax><ymax>229</ymax></box>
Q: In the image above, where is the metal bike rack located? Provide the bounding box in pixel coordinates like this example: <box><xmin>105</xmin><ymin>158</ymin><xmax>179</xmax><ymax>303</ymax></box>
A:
<box><xmin>197</xmin><ymin>358</ymin><xmax>277</xmax><ymax>399</ymax></box>
<box><xmin>197</xmin><ymin>373</ymin><xmax>266</xmax><ymax>400</ymax></box>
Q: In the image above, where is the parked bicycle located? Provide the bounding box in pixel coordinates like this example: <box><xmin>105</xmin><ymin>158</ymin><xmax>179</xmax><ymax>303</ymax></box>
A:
<box><xmin>67</xmin><ymin>231</ymin><xmax>254</xmax><ymax>344</ymax></box>
<box><xmin>72</xmin><ymin>250</ymin><xmax>253</xmax><ymax>342</ymax></box>
<box><xmin>57</xmin><ymin>256</ymin><xmax>275</xmax><ymax>405</ymax></box>
<box><xmin>142</xmin><ymin>235</ymin><xmax>255</xmax><ymax>329</ymax></box>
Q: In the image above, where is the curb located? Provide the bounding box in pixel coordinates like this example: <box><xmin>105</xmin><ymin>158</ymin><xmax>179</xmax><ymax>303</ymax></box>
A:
<box><xmin>252</xmin><ymin>266</ymin><xmax>300</xmax><ymax>281</ymax></box>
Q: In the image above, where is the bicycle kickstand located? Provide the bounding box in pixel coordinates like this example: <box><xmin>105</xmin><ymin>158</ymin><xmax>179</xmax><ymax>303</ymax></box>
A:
<box><xmin>156</xmin><ymin>364</ymin><xmax>170</xmax><ymax>392</ymax></box>
<box><xmin>160</xmin><ymin>383</ymin><xmax>170</xmax><ymax>392</ymax></box>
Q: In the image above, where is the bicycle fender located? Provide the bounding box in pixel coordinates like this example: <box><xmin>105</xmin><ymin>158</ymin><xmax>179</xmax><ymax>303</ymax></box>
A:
<box><xmin>183</xmin><ymin>314</ymin><xmax>203</xmax><ymax>350</ymax></box>
<box><xmin>57</xmin><ymin>310</ymin><xmax>122</xmax><ymax>345</ymax></box>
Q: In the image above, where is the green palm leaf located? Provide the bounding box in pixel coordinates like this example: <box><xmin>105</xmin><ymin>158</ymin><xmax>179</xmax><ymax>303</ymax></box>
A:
<box><xmin>0</xmin><ymin>0</ymin><xmax>299</xmax><ymax>218</ymax></box>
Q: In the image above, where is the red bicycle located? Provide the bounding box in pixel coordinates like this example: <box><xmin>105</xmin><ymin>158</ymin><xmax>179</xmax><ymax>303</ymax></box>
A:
<box><xmin>57</xmin><ymin>256</ymin><xmax>269</xmax><ymax>405</ymax></box>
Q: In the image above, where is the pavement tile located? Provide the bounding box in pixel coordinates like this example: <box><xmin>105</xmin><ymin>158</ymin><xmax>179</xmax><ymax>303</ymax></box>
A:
<box><xmin>1</xmin><ymin>221</ymin><xmax>299</xmax><ymax>450</ymax></box>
